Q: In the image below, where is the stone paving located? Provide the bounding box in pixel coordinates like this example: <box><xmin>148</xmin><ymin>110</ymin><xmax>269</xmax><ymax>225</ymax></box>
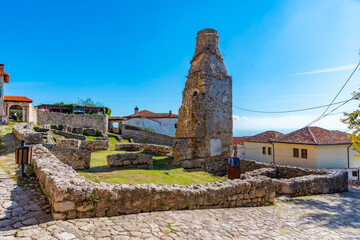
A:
<box><xmin>0</xmin><ymin>166</ymin><xmax>359</xmax><ymax>240</ymax></box>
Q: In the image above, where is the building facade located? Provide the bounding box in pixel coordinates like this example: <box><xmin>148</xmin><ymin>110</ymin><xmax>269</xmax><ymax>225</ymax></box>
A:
<box><xmin>123</xmin><ymin>107</ymin><xmax>178</xmax><ymax>136</ymax></box>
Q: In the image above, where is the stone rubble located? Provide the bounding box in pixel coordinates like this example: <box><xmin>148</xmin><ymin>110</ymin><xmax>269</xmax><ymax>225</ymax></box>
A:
<box><xmin>107</xmin><ymin>153</ymin><xmax>154</xmax><ymax>169</ymax></box>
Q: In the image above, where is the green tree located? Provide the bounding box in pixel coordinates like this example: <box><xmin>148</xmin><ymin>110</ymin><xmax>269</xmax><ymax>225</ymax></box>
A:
<box><xmin>342</xmin><ymin>90</ymin><xmax>360</xmax><ymax>158</ymax></box>
<box><xmin>77</xmin><ymin>97</ymin><xmax>103</xmax><ymax>107</ymax></box>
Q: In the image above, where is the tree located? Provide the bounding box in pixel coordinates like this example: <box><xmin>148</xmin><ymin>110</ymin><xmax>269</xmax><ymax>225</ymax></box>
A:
<box><xmin>342</xmin><ymin>90</ymin><xmax>360</xmax><ymax>158</ymax></box>
<box><xmin>77</xmin><ymin>97</ymin><xmax>103</xmax><ymax>107</ymax></box>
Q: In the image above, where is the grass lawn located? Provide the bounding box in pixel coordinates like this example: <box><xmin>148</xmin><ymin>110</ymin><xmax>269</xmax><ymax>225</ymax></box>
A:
<box><xmin>77</xmin><ymin>150</ymin><xmax>226</xmax><ymax>185</ymax></box>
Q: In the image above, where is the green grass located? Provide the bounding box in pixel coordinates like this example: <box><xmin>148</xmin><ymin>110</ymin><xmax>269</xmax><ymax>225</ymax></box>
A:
<box><xmin>77</xmin><ymin>150</ymin><xmax>226</xmax><ymax>185</ymax></box>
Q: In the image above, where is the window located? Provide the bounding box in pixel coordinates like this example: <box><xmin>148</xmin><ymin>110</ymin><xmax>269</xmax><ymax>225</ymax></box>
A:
<box><xmin>262</xmin><ymin>147</ymin><xmax>266</xmax><ymax>155</ymax></box>
<box><xmin>293</xmin><ymin>148</ymin><xmax>299</xmax><ymax>158</ymax></box>
<box><xmin>268</xmin><ymin>147</ymin><xmax>272</xmax><ymax>155</ymax></box>
<box><xmin>352</xmin><ymin>171</ymin><xmax>358</xmax><ymax>177</ymax></box>
<box><xmin>301</xmin><ymin>149</ymin><xmax>308</xmax><ymax>159</ymax></box>
<box><xmin>175</xmin><ymin>123</ymin><xmax>177</xmax><ymax>128</ymax></box>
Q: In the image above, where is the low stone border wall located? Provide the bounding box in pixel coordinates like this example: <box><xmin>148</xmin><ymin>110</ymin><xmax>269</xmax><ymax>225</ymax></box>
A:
<box><xmin>44</xmin><ymin>144</ymin><xmax>91</xmax><ymax>170</ymax></box>
<box><xmin>12</xmin><ymin>125</ymin><xmax>44</xmax><ymax>144</ymax></box>
<box><xmin>115</xmin><ymin>143</ymin><xmax>172</xmax><ymax>156</ymax></box>
<box><xmin>107</xmin><ymin>153</ymin><xmax>153</xmax><ymax>169</ymax></box>
<box><xmin>53</xmin><ymin>130</ymin><xmax>86</xmax><ymax>140</ymax></box>
<box><xmin>80</xmin><ymin>140</ymin><xmax>109</xmax><ymax>151</ymax></box>
<box><xmin>121</xmin><ymin>124</ymin><xmax>174</xmax><ymax>146</ymax></box>
<box><xmin>56</xmin><ymin>138</ymin><xmax>109</xmax><ymax>152</ymax></box>
<box><xmin>241</xmin><ymin>159</ymin><xmax>348</xmax><ymax>197</ymax></box>
<box><xmin>31</xmin><ymin>145</ymin><xmax>275</xmax><ymax>220</ymax></box>
<box><xmin>56</xmin><ymin>138</ymin><xmax>81</xmax><ymax>149</ymax></box>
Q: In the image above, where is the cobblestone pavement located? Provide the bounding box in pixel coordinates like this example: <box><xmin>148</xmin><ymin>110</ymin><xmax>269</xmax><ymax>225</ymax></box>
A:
<box><xmin>0</xmin><ymin>166</ymin><xmax>360</xmax><ymax>240</ymax></box>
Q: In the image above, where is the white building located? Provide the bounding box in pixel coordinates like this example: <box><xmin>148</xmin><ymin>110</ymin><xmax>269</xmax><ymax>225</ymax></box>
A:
<box><xmin>123</xmin><ymin>107</ymin><xmax>178</xmax><ymax>136</ymax></box>
<box><xmin>240</xmin><ymin>127</ymin><xmax>360</xmax><ymax>180</ymax></box>
<box><xmin>0</xmin><ymin>64</ymin><xmax>35</xmax><ymax>123</ymax></box>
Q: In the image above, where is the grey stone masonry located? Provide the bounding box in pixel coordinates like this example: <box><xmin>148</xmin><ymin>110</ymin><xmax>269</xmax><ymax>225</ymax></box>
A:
<box><xmin>115</xmin><ymin>143</ymin><xmax>172</xmax><ymax>156</ymax></box>
<box><xmin>31</xmin><ymin>145</ymin><xmax>275</xmax><ymax>220</ymax></box>
<box><xmin>173</xmin><ymin>29</ymin><xmax>232</xmax><ymax>176</ymax></box>
<box><xmin>37</xmin><ymin>110</ymin><xmax>108</xmax><ymax>132</ymax></box>
<box><xmin>240</xmin><ymin>159</ymin><xmax>348</xmax><ymax>197</ymax></box>
<box><xmin>44</xmin><ymin>144</ymin><xmax>91</xmax><ymax>170</ymax></box>
<box><xmin>12</xmin><ymin>124</ymin><xmax>44</xmax><ymax>145</ymax></box>
<box><xmin>56</xmin><ymin>138</ymin><xmax>81</xmax><ymax>149</ymax></box>
<box><xmin>121</xmin><ymin>124</ymin><xmax>174</xmax><ymax>146</ymax></box>
<box><xmin>107</xmin><ymin>153</ymin><xmax>153</xmax><ymax>169</ymax></box>
<box><xmin>80</xmin><ymin>139</ymin><xmax>109</xmax><ymax>152</ymax></box>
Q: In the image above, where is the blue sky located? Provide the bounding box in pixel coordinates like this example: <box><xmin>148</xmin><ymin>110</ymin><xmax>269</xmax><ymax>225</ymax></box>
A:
<box><xmin>1</xmin><ymin>0</ymin><xmax>360</xmax><ymax>136</ymax></box>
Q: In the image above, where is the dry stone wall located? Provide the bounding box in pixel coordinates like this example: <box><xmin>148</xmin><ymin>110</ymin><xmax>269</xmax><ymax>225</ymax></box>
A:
<box><xmin>80</xmin><ymin>140</ymin><xmax>109</xmax><ymax>152</ymax></box>
<box><xmin>121</xmin><ymin>125</ymin><xmax>174</xmax><ymax>146</ymax></box>
<box><xmin>173</xmin><ymin>29</ymin><xmax>232</xmax><ymax>176</ymax></box>
<box><xmin>107</xmin><ymin>153</ymin><xmax>153</xmax><ymax>169</ymax></box>
<box><xmin>31</xmin><ymin>145</ymin><xmax>275</xmax><ymax>220</ymax></box>
<box><xmin>37</xmin><ymin>111</ymin><xmax>108</xmax><ymax>132</ymax></box>
<box><xmin>241</xmin><ymin>159</ymin><xmax>348</xmax><ymax>197</ymax></box>
<box><xmin>12</xmin><ymin>125</ymin><xmax>44</xmax><ymax>144</ymax></box>
<box><xmin>115</xmin><ymin>143</ymin><xmax>172</xmax><ymax>156</ymax></box>
<box><xmin>56</xmin><ymin>138</ymin><xmax>81</xmax><ymax>149</ymax></box>
<box><xmin>44</xmin><ymin>144</ymin><xmax>91</xmax><ymax>170</ymax></box>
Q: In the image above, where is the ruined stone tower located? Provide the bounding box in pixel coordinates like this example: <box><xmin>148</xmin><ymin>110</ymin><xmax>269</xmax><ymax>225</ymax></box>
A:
<box><xmin>173</xmin><ymin>29</ymin><xmax>232</xmax><ymax>175</ymax></box>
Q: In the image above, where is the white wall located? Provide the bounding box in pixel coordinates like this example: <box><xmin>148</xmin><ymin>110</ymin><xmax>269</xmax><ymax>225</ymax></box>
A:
<box><xmin>243</xmin><ymin>142</ymin><xmax>273</xmax><ymax>163</ymax></box>
<box><xmin>125</xmin><ymin>118</ymin><xmax>178</xmax><ymax>136</ymax></box>
<box><xmin>233</xmin><ymin>144</ymin><xmax>245</xmax><ymax>158</ymax></box>
<box><xmin>316</xmin><ymin>145</ymin><xmax>351</xmax><ymax>168</ymax></box>
<box><xmin>0</xmin><ymin>75</ymin><xmax>4</xmax><ymax>116</ymax></box>
<box><xmin>29</xmin><ymin>104</ymin><xmax>37</xmax><ymax>123</ymax></box>
<box><xmin>274</xmin><ymin>143</ymin><xmax>317</xmax><ymax>168</ymax></box>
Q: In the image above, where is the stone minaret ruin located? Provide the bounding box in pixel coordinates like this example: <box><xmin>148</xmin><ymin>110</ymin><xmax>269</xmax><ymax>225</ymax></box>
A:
<box><xmin>173</xmin><ymin>29</ymin><xmax>232</xmax><ymax>175</ymax></box>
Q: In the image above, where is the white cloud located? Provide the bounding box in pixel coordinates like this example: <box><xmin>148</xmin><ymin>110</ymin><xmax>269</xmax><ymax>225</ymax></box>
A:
<box><xmin>232</xmin><ymin>114</ymin><xmax>348</xmax><ymax>132</ymax></box>
<box><xmin>293</xmin><ymin>64</ymin><xmax>358</xmax><ymax>75</ymax></box>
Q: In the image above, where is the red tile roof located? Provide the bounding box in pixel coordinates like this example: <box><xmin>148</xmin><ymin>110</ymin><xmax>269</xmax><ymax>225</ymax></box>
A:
<box><xmin>275</xmin><ymin>126</ymin><xmax>352</xmax><ymax>145</ymax></box>
<box><xmin>4</xmin><ymin>95</ymin><xmax>33</xmax><ymax>103</ymax></box>
<box><xmin>0</xmin><ymin>70</ymin><xmax>9</xmax><ymax>83</ymax></box>
<box><xmin>109</xmin><ymin>116</ymin><xmax>124</xmax><ymax>120</ymax></box>
<box><xmin>124</xmin><ymin>110</ymin><xmax>178</xmax><ymax>119</ymax></box>
<box><xmin>233</xmin><ymin>136</ymin><xmax>251</xmax><ymax>145</ymax></box>
<box><xmin>245</xmin><ymin>131</ymin><xmax>284</xmax><ymax>143</ymax></box>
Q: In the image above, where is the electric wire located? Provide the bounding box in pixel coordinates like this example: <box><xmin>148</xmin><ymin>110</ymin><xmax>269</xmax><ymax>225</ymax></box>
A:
<box><xmin>232</xmin><ymin>99</ymin><xmax>353</xmax><ymax>114</ymax></box>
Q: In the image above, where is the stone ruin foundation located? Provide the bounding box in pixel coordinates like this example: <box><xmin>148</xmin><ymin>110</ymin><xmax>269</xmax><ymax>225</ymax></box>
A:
<box><xmin>173</xmin><ymin>29</ymin><xmax>232</xmax><ymax>176</ymax></box>
<box><xmin>107</xmin><ymin>153</ymin><xmax>153</xmax><ymax>169</ymax></box>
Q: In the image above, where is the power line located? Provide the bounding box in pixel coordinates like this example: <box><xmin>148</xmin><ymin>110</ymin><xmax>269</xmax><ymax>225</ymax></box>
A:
<box><xmin>232</xmin><ymin>99</ymin><xmax>353</xmax><ymax>114</ymax></box>
<box><xmin>304</xmin><ymin>63</ymin><xmax>360</xmax><ymax>127</ymax></box>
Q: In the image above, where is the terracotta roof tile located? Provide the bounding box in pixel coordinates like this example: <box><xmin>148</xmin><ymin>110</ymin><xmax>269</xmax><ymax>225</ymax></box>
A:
<box><xmin>245</xmin><ymin>131</ymin><xmax>284</xmax><ymax>143</ymax></box>
<box><xmin>4</xmin><ymin>95</ymin><xmax>33</xmax><ymax>103</ymax></box>
<box><xmin>275</xmin><ymin>126</ymin><xmax>351</xmax><ymax>145</ymax></box>
<box><xmin>124</xmin><ymin>110</ymin><xmax>178</xmax><ymax>119</ymax></box>
<box><xmin>233</xmin><ymin>136</ymin><xmax>251</xmax><ymax>145</ymax></box>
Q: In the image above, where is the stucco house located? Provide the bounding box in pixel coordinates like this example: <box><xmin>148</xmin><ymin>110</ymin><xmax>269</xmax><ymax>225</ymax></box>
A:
<box><xmin>123</xmin><ymin>107</ymin><xmax>178</xmax><ymax>136</ymax></box>
<box><xmin>232</xmin><ymin>136</ymin><xmax>250</xmax><ymax>158</ymax></box>
<box><xmin>240</xmin><ymin>126</ymin><xmax>359</xmax><ymax>179</ymax></box>
<box><xmin>242</xmin><ymin>131</ymin><xmax>284</xmax><ymax>163</ymax></box>
<box><xmin>0</xmin><ymin>64</ymin><xmax>35</xmax><ymax>123</ymax></box>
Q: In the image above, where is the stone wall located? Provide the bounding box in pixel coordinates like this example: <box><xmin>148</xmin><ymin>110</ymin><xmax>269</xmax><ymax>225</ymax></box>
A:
<box><xmin>56</xmin><ymin>138</ymin><xmax>81</xmax><ymax>149</ymax></box>
<box><xmin>12</xmin><ymin>124</ymin><xmax>44</xmax><ymax>144</ymax></box>
<box><xmin>121</xmin><ymin>124</ymin><xmax>174</xmax><ymax>146</ymax></box>
<box><xmin>31</xmin><ymin>145</ymin><xmax>275</xmax><ymax>220</ymax></box>
<box><xmin>107</xmin><ymin>153</ymin><xmax>153</xmax><ymax>169</ymax></box>
<box><xmin>37</xmin><ymin>111</ymin><xmax>108</xmax><ymax>132</ymax></box>
<box><xmin>56</xmin><ymin>137</ymin><xmax>109</xmax><ymax>152</ymax></box>
<box><xmin>53</xmin><ymin>130</ymin><xmax>86</xmax><ymax>140</ymax></box>
<box><xmin>241</xmin><ymin>159</ymin><xmax>348</xmax><ymax>197</ymax></box>
<box><xmin>115</xmin><ymin>143</ymin><xmax>172</xmax><ymax>156</ymax></box>
<box><xmin>44</xmin><ymin>144</ymin><xmax>91</xmax><ymax>170</ymax></box>
<box><xmin>80</xmin><ymin>140</ymin><xmax>109</xmax><ymax>152</ymax></box>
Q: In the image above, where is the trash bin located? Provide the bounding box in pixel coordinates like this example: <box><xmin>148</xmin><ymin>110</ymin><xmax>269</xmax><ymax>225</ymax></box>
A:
<box><xmin>228</xmin><ymin>157</ymin><xmax>241</xmax><ymax>180</ymax></box>
<box><xmin>15</xmin><ymin>141</ymin><xmax>32</xmax><ymax>177</ymax></box>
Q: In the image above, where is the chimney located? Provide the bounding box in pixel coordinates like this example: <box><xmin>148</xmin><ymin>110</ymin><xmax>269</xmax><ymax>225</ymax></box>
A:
<box><xmin>0</xmin><ymin>64</ymin><xmax>4</xmax><ymax>73</ymax></box>
<box><xmin>134</xmin><ymin>106</ymin><xmax>139</xmax><ymax>114</ymax></box>
<box><xmin>192</xmin><ymin>29</ymin><xmax>220</xmax><ymax>62</ymax></box>
<box><xmin>169</xmin><ymin>110</ymin><xmax>172</xmax><ymax>116</ymax></box>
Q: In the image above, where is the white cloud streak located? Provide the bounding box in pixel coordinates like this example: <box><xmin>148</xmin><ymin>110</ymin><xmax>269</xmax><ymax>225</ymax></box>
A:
<box><xmin>293</xmin><ymin>64</ymin><xmax>358</xmax><ymax>75</ymax></box>
<box><xmin>232</xmin><ymin>114</ymin><xmax>348</xmax><ymax>132</ymax></box>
